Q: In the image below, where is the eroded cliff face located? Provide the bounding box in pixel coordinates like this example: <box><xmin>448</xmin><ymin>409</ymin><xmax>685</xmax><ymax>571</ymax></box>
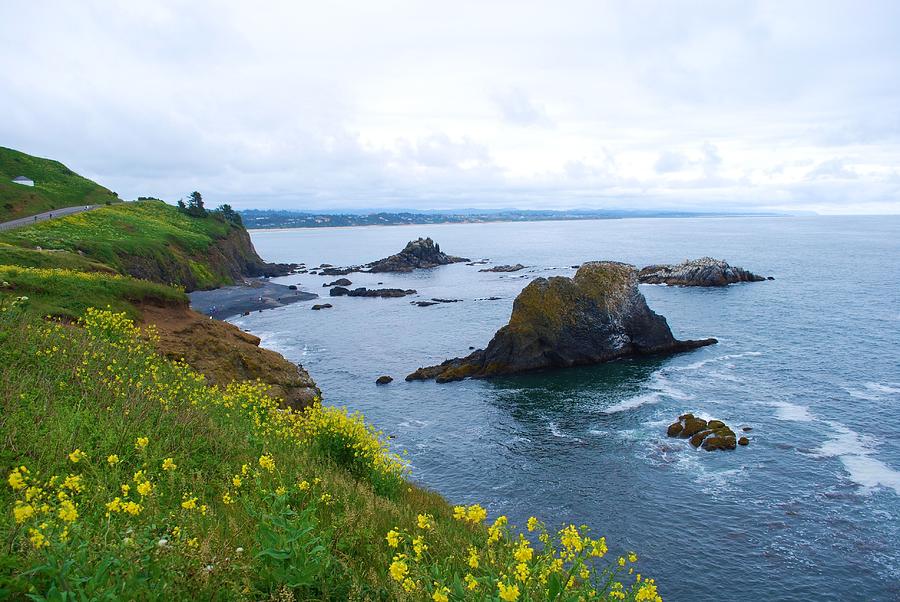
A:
<box><xmin>140</xmin><ymin>302</ymin><xmax>319</xmax><ymax>410</ymax></box>
<box><xmin>407</xmin><ymin>261</ymin><xmax>717</xmax><ymax>382</ymax></box>
<box><xmin>121</xmin><ymin>226</ymin><xmax>294</xmax><ymax>292</ymax></box>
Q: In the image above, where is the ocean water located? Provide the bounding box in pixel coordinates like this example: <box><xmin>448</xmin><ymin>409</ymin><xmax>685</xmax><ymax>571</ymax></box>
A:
<box><xmin>232</xmin><ymin>216</ymin><xmax>900</xmax><ymax>601</ymax></box>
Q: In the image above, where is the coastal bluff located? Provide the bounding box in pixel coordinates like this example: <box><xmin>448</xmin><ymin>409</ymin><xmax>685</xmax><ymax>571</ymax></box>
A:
<box><xmin>407</xmin><ymin>261</ymin><xmax>716</xmax><ymax>383</ymax></box>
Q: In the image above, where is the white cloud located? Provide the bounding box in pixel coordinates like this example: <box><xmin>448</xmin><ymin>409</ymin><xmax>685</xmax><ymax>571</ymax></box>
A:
<box><xmin>1</xmin><ymin>0</ymin><xmax>899</xmax><ymax>214</ymax></box>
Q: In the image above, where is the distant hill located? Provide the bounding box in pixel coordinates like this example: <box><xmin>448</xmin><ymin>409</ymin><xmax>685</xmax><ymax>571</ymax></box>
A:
<box><xmin>239</xmin><ymin>208</ymin><xmax>771</xmax><ymax>229</ymax></box>
<box><xmin>0</xmin><ymin>146</ymin><xmax>120</xmax><ymax>221</ymax></box>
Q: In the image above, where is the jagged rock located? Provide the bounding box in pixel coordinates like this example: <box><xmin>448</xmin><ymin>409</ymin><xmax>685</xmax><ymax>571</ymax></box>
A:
<box><xmin>311</xmin><ymin>303</ymin><xmax>332</xmax><ymax>310</ymax></box>
<box><xmin>666</xmin><ymin>414</ymin><xmax>741</xmax><ymax>452</ymax></box>
<box><xmin>333</xmin><ymin>287</ymin><xmax>416</xmax><ymax>298</ymax></box>
<box><xmin>406</xmin><ymin>261</ymin><xmax>716</xmax><ymax>382</ymax></box>
<box><xmin>367</xmin><ymin>237</ymin><xmax>469</xmax><ymax>273</ymax></box>
<box><xmin>323</xmin><ymin>278</ymin><xmax>352</xmax><ymax>287</ymax></box>
<box><xmin>320</xmin><ymin>266</ymin><xmax>358</xmax><ymax>276</ymax></box>
<box><xmin>638</xmin><ymin>257</ymin><xmax>766</xmax><ymax>286</ymax></box>
<box><xmin>432</xmin><ymin>298</ymin><xmax>462</xmax><ymax>303</ymax></box>
<box><xmin>479</xmin><ymin>264</ymin><xmax>526</xmax><ymax>273</ymax></box>
<box><xmin>375</xmin><ymin>375</ymin><xmax>393</xmax><ymax>385</ymax></box>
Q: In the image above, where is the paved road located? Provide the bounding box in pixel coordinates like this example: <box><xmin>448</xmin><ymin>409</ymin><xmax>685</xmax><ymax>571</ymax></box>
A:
<box><xmin>0</xmin><ymin>205</ymin><xmax>100</xmax><ymax>232</ymax></box>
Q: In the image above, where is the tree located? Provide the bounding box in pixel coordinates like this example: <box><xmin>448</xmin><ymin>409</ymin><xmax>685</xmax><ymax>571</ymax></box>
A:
<box><xmin>187</xmin><ymin>191</ymin><xmax>206</xmax><ymax>217</ymax></box>
<box><xmin>177</xmin><ymin>199</ymin><xmax>186</xmax><ymax>210</ymax></box>
<box><xmin>217</xmin><ymin>204</ymin><xmax>242</xmax><ymax>225</ymax></box>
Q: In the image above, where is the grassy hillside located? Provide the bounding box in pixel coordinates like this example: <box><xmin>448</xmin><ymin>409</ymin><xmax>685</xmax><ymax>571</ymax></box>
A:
<box><xmin>0</xmin><ymin>200</ymin><xmax>269</xmax><ymax>291</ymax></box>
<box><xmin>0</xmin><ymin>147</ymin><xmax>119</xmax><ymax>222</ymax></box>
<box><xmin>0</xmin><ymin>305</ymin><xmax>661</xmax><ymax>600</ymax></box>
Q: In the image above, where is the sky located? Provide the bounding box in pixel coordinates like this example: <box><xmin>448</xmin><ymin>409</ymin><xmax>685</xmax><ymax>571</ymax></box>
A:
<box><xmin>2</xmin><ymin>1</ymin><xmax>899</xmax><ymax>214</ymax></box>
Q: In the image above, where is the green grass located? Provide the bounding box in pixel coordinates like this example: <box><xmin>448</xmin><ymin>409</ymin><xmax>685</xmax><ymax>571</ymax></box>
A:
<box><xmin>0</xmin><ymin>147</ymin><xmax>119</xmax><ymax>222</ymax></box>
<box><xmin>0</xmin><ymin>265</ymin><xmax>186</xmax><ymax>320</ymax></box>
<box><xmin>0</xmin><ymin>200</ymin><xmax>248</xmax><ymax>290</ymax></box>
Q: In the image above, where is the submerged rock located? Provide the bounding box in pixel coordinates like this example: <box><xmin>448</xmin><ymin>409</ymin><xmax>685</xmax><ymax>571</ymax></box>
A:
<box><xmin>666</xmin><ymin>414</ymin><xmax>741</xmax><ymax>451</ymax></box>
<box><xmin>367</xmin><ymin>237</ymin><xmax>469</xmax><ymax>273</ymax></box>
<box><xmin>311</xmin><ymin>303</ymin><xmax>332</xmax><ymax>310</ymax></box>
<box><xmin>406</xmin><ymin>261</ymin><xmax>716</xmax><ymax>383</ymax></box>
<box><xmin>375</xmin><ymin>375</ymin><xmax>393</xmax><ymax>385</ymax></box>
<box><xmin>638</xmin><ymin>257</ymin><xmax>766</xmax><ymax>286</ymax></box>
<box><xmin>479</xmin><ymin>264</ymin><xmax>526</xmax><ymax>273</ymax></box>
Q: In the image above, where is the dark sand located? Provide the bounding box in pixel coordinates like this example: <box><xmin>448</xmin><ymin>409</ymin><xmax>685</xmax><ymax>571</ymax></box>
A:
<box><xmin>189</xmin><ymin>280</ymin><xmax>317</xmax><ymax>319</ymax></box>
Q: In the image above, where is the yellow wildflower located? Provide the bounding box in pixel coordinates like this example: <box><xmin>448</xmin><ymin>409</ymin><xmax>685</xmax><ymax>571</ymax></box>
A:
<box><xmin>468</xmin><ymin>547</ymin><xmax>479</xmax><ymax>569</ymax></box>
<box><xmin>8</xmin><ymin>468</ymin><xmax>27</xmax><ymax>490</ymax></box>
<box><xmin>162</xmin><ymin>458</ymin><xmax>177</xmax><ymax>471</ymax></box>
<box><xmin>275</xmin><ymin>486</ymin><xmax>287</xmax><ymax>496</ymax></box>
<box><xmin>386</xmin><ymin>529</ymin><xmax>400</xmax><ymax>548</ymax></box>
<box><xmin>465</xmin><ymin>504</ymin><xmax>487</xmax><ymax>524</ymax></box>
<box><xmin>28</xmin><ymin>528</ymin><xmax>48</xmax><ymax>549</ymax></box>
<box><xmin>137</xmin><ymin>481</ymin><xmax>152</xmax><ymax>497</ymax></box>
<box><xmin>498</xmin><ymin>581</ymin><xmax>520</xmax><ymax>601</ymax></box>
<box><xmin>465</xmin><ymin>573</ymin><xmax>478</xmax><ymax>591</ymax></box>
<box><xmin>629</xmin><ymin>552</ymin><xmax>638</xmax><ymax>563</ymax></box>
<box><xmin>122</xmin><ymin>501</ymin><xmax>142</xmax><ymax>515</ymax></box>
<box><xmin>527</xmin><ymin>516</ymin><xmax>539</xmax><ymax>531</ymax></box>
<box><xmin>134</xmin><ymin>437</ymin><xmax>149</xmax><ymax>451</ymax></box>
<box><xmin>618</xmin><ymin>556</ymin><xmax>626</xmax><ymax>567</ymax></box>
<box><xmin>68</xmin><ymin>448</ymin><xmax>86</xmax><ymax>463</ymax></box>
<box><xmin>58</xmin><ymin>500</ymin><xmax>78</xmax><ymax>523</ymax></box>
<box><xmin>222</xmin><ymin>492</ymin><xmax>234</xmax><ymax>505</ymax></box>
<box><xmin>107</xmin><ymin>454</ymin><xmax>120</xmax><ymax>466</ymax></box>
<box><xmin>13</xmin><ymin>502</ymin><xmax>35</xmax><ymax>523</ymax></box>
<box><xmin>389</xmin><ymin>557</ymin><xmax>408</xmax><ymax>582</ymax></box>
<box><xmin>417</xmin><ymin>513</ymin><xmax>434</xmax><ymax>530</ymax></box>
<box><xmin>432</xmin><ymin>585</ymin><xmax>449</xmax><ymax>602</ymax></box>
<box><xmin>591</xmin><ymin>536</ymin><xmax>608</xmax><ymax>558</ymax></box>
<box><xmin>402</xmin><ymin>578</ymin><xmax>417</xmax><ymax>592</ymax></box>
<box><xmin>121</xmin><ymin>484</ymin><xmax>130</xmax><ymax>495</ymax></box>
<box><xmin>298</xmin><ymin>479</ymin><xmax>309</xmax><ymax>490</ymax></box>
<box><xmin>233</xmin><ymin>475</ymin><xmax>243</xmax><ymax>488</ymax></box>
<box><xmin>105</xmin><ymin>497</ymin><xmax>122</xmax><ymax>513</ymax></box>
<box><xmin>258</xmin><ymin>454</ymin><xmax>275</xmax><ymax>472</ymax></box>
<box><xmin>515</xmin><ymin>562</ymin><xmax>530</xmax><ymax>582</ymax></box>
<box><xmin>452</xmin><ymin>505</ymin><xmax>466</xmax><ymax>520</ymax></box>
<box><xmin>412</xmin><ymin>535</ymin><xmax>427</xmax><ymax>559</ymax></box>
<box><xmin>514</xmin><ymin>539</ymin><xmax>533</xmax><ymax>563</ymax></box>
<box><xmin>181</xmin><ymin>497</ymin><xmax>198</xmax><ymax>510</ymax></box>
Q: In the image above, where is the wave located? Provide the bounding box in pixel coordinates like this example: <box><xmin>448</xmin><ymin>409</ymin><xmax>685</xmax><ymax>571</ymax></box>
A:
<box><xmin>810</xmin><ymin>421</ymin><xmax>900</xmax><ymax>496</ymax></box>
<box><xmin>771</xmin><ymin>401</ymin><xmax>814</xmax><ymax>422</ymax></box>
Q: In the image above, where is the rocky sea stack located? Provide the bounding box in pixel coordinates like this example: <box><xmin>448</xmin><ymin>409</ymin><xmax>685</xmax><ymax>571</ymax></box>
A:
<box><xmin>407</xmin><ymin>261</ymin><xmax>716</xmax><ymax>383</ymax></box>
<box><xmin>638</xmin><ymin>257</ymin><xmax>767</xmax><ymax>286</ymax></box>
<box><xmin>367</xmin><ymin>237</ymin><xmax>469</xmax><ymax>273</ymax></box>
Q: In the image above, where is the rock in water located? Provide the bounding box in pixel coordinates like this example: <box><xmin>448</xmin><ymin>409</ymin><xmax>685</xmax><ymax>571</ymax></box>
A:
<box><xmin>375</xmin><ymin>375</ymin><xmax>393</xmax><ymax>385</ymax></box>
<box><xmin>479</xmin><ymin>264</ymin><xmax>526</xmax><ymax>273</ymax></box>
<box><xmin>367</xmin><ymin>237</ymin><xmax>469</xmax><ymax>273</ymax></box>
<box><xmin>406</xmin><ymin>261</ymin><xmax>716</xmax><ymax>382</ymax></box>
<box><xmin>638</xmin><ymin>257</ymin><xmax>766</xmax><ymax>286</ymax></box>
<box><xmin>666</xmin><ymin>414</ymin><xmax>740</xmax><ymax>451</ymax></box>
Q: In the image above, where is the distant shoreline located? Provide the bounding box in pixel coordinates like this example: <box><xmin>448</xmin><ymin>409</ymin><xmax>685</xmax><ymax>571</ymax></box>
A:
<box><xmin>245</xmin><ymin>213</ymin><xmax>789</xmax><ymax>233</ymax></box>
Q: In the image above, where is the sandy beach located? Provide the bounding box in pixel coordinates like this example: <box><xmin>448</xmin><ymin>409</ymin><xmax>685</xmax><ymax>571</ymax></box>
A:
<box><xmin>188</xmin><ymin>279</ymin><xmax>317</xmax><ymax>319</ymax></box>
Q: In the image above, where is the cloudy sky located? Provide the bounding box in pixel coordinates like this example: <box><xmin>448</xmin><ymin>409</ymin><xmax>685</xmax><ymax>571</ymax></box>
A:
<box><xmin>2</xmin><ymin>1</ymin><xmax>899</xmax><ymax>214</ymax></box>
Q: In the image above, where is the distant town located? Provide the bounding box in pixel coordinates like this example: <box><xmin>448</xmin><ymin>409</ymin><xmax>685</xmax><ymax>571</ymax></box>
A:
<box><xmin>238</xmin><ymin>208</ymin><xmax>774</xmax><ymax>229</ymax></box>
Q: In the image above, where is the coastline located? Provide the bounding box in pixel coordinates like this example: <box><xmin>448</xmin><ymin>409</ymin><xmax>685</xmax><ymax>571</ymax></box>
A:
<box><xmin>188</xmin><ymin>279</ymin><xmax>317</xmax><ymax>320</ymax></box>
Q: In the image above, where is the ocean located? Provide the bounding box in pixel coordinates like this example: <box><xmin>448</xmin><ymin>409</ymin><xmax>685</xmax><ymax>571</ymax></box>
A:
<box><xmin>231</xmin><ymin>216</ymin><xmax>899</xmax><ymax>601</ymax></box>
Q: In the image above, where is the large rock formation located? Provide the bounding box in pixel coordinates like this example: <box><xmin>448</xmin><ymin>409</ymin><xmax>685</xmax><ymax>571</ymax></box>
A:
<box><xmin>479</xmin><ymin>264</ymin><xmax>526</xmax><ymax>273</ymax></box>
<box><xmin>367</xmin><ymin>237</ymin><xmax>469</xmax><ymax>273</ymax></box>
<box><xmin>638</xmin><ymin>257</ymin><xmax>766</xmax><ymax>286</ymax></box>
<box><xmin>406</xmin><ymin>261</ymin><xmax>716</xmax><ymax>383</ymax></box>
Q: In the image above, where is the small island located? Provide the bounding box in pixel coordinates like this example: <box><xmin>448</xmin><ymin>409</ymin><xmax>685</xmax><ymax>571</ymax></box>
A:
<box><xmin>638</xmin><ymin>257</ymin><xmax>768</xmax><ymax>286</ymax></box>
<box><xmin>367</xmin><ymin>237</ymin><xmax>469</xmax><ymax>273</ymax></box>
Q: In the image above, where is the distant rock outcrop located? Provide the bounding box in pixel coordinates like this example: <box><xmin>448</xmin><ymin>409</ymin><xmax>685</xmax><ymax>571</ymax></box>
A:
<box><xmin>367</xmin><ymin>238</ymin><xmax>469</xmax><ymax>273</ymax></box>
<box><xmin>375</xmin><ymin>375</ymin><xmax>393</xmax><ymax>385</ymax></box>
<box><xmin>406</xmin><ymin>261</ymin><xmax>716</xmax><ymax>383</ymax></box>
<box><xmin>330</xmin><ymin>287</ymin><xmax>416</xmax><ymax>298</ymax></box>
<box><xmin>479</xmin><ymin>264</ymin><xmax>526</xmax><ymax>273</ymax></box>
<box><xmin>666</xmin><ymin>413</ymin><xmax>744</xmax><ymax>451</ymax></box>
<box><xmin>638</xmin><ymin>258</ymin><xmax>766</xmax><ymax>286</ymax></box>
<box><xmin>323</xmin><ymin>278</ymin><xmax>352</xmax><ymax>287</ymax></box>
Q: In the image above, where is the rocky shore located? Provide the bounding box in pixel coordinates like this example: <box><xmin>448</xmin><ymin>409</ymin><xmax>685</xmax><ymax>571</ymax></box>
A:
<box><xmin>189</xmin><ymin>280</ymin><xmax>317</xmax><ymax>319</ymax></box>
<box><xmin>407</xmin><ymin>261</ymin><xmax>716</xmax><ymax>383</ymax></box>
<box><xmin>638</xmin><ymin>257</ymin><xmax>768</xmax><ymax>286</ymax></box>
<box><xmin>479</xmin><ymin>264</ymin><xmax>526</xmax><ymax>273</ymax></box>
<box><xmin>329</xmin><ymin>286</ymin><xmax>417</xmax><ymax>298</ymax></box>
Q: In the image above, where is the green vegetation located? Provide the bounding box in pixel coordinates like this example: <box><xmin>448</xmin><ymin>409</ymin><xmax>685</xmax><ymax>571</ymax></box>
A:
<box><xmin>0</xmin><ymin>147</ymin><xmax>119</xmax><ymax>222</ymax></box>
<box><xmin>0</xmin><ymin>200</ymin><xmax>260</xmax><ymax>291</ymax></box>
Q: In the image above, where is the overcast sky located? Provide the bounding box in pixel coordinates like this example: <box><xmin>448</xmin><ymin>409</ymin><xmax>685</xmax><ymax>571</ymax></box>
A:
<box><xmin>2</xmin><ymin>1</ymin><xmax>899</xmax><ymax>214</ymax></box>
